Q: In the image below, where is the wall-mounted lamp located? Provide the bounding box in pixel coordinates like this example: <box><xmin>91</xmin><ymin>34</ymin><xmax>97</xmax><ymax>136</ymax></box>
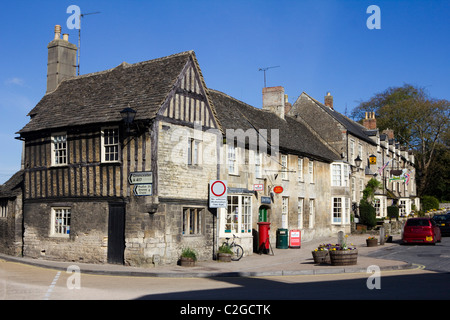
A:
<box><xmin>351</xmin><ymin>156</ymin><xmax>363</xmax><ymax>173</ymax></box>
<box><xmin>120</xmin><ymin>107</ymin><xmax>137</xmax><ymax>133</ymax></box>
<box><xmin>354</xmin><ymin>156</ymin><xmax>362</xmax><ymax>168</ymax></box>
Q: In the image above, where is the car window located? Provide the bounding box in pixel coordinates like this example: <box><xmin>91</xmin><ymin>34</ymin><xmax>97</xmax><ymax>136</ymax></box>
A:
<box><xmin>433</xmin><ymin>215</ymin><xmax>450</xmax><ymax>222</ymax></box>
<box><xmin>406</xmin><ymin>219</ymin><xmax>430</xmax><ymax>227</ymax></box>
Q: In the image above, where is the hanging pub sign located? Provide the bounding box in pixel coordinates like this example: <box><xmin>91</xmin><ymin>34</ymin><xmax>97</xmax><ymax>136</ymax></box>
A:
<box><xmin>369</xmin><ymin>155</ymin><xmax>377</xmax><ymax>165</ymax></box>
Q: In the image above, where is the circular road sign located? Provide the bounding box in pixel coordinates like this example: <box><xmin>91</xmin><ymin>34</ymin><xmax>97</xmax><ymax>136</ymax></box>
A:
<box><xmin>211</xmin><ymin>180</ymin><xmax>227</xmax><ymax>197</ymax></box>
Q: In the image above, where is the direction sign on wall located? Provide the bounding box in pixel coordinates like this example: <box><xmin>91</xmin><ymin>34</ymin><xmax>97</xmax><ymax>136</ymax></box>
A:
<box><xmin>128</xmin><ymin>172</ymin><xmax>153</xmax><ymax>185</ymax></box>
<box><xmin>209</xmin><ymin>180</ymin><xmax>227</xmax><ymax>208</ymax></box>
<box><xmin>134</xmin><ymin>184</ymin><xmax>153</xmax><ymax>196</ymax></box>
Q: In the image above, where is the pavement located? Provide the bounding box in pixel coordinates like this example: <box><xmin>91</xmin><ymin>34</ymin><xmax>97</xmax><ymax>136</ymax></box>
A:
<box><xmin>0</xmin><ymin>234</ymin><xmax>415</xmax><ymax>278</ymax></box>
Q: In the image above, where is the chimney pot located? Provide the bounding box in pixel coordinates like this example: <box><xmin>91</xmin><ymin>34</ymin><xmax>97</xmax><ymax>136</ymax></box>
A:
<box><xmin>363</xmin><ymin>112</ymin><xmax>377</xmax><ymax>129</ymax></box>
<box><xmin>54</xmin><ymin>25</ymin><xmax>62</xmax><ymax>40</ymax></box>
<box><xmin>63</xmin><ymin>34</ymin><xmax>69</xmax><ymax>41</ymax></box>
<box><xmin>324</xmin><ymin>92</ymin><xmax>333</xmax><ymax>109</ymax></box>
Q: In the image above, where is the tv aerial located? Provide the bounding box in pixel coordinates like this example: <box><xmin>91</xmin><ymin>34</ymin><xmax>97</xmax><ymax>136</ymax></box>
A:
<box><xmin>77</xmin><ymin>11</ymin><xmax>101</xmax><ymax>75</ymax></box>
<box><xmin>258</xmin><ymin>66</ymin><xmax>280</xmax><ymax>87</ymax></box>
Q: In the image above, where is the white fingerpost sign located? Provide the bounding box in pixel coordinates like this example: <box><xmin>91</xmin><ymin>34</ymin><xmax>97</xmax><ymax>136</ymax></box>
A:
<box><xmin>209</xmin><ymin>180</ymin><xmax>227</xmax><ymax>208</ymax></box>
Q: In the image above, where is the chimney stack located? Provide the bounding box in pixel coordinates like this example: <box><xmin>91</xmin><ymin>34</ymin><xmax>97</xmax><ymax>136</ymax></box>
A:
<box><xmin>46</xmin><ymin>25</ymin><xmax>78</xmax><ymax>94</ymax></box>
<box><xmin>324</xmin><ymin>92</ymin><xmax>333</xmax><ymax>109</ymax></box>
<box><xmin>363</xmin><ymin>112</ymin><xmax>377</xmax><ymax>130</ymax></box>
<box><xmin>262</xmin><ymin>86</ymin><xmax>285</xmax><ymax>120</ymax></box>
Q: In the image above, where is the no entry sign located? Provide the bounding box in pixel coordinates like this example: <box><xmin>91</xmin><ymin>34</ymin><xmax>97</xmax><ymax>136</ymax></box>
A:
<box><xmin>209</xmin><ymin>180</ymin><xmax>227</xmax><ymax>208</ymax></box>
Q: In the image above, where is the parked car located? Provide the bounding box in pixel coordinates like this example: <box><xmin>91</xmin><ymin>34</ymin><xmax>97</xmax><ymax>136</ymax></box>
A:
<box><xmin>402</xmin><ymin>217</ymin><xmax>442</xmax><ymax>244</ymax></box>
<box><xmin>432</xmin><ymin>214</ymin><xmax>450</xmax><ymax>236</ymax></box>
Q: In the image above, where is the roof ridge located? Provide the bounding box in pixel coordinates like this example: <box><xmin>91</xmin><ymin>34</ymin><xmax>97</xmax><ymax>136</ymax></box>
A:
<box><xmin>208</xmin><ymin>88</ymin><xmax>264</xmax><ymax>112</ymax></box>
<box><xmin>74</xmin><ymin>50</ymin><xmax>194</xmax><ymax>80</ymax></box>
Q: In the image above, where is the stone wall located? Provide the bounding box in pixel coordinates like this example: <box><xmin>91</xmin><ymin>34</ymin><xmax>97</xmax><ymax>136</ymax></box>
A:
<box><xmin>23</xmin><ymin>200</ymin><xmax>109</xmax><ymax>263</ymax></box>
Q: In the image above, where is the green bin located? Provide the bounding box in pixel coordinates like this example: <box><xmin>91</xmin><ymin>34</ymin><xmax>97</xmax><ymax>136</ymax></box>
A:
<box><xmin>276</xmin><ymin>228</ymin><xmax>289</xmax><ymax>249</ymax></box>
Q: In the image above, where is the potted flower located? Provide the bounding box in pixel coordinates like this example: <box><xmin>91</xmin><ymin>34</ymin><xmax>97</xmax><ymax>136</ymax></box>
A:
<box><xmin>312</xmin><ymin>244</ymin><xmax>336</xmax><ymax>264</ymax></box>
<box><xmin>180</xmin><ymin>247</ymin><xmax>197</xmax><ymax>267</ymax></box>
<box><xmin>366</xmin><ymin>236</ymin><xmax>378</xmax><ymax>247</ymax></box>
<box><xmin>329</xmin><ymin>235</ymin><xmax>358</xmax><ymax>266</ymax></box>
<box><xmin>217</xmin><ymin>244</ymin><xmax>233</xmax><ymax>262</ymax></box>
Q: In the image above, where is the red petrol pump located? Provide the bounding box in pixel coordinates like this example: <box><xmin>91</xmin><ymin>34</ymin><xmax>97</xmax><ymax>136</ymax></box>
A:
<box><xmin>257</xmin><ymin>222</ymin><xmax>271</xmax><ymax>254</ymax></box>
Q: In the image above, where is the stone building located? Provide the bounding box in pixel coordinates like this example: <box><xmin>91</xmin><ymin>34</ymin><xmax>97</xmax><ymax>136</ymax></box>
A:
<box><xmin>0</xmin><ymin>171</ymin><xmax>23</xmax><ymax>256</ymax></box>
<box><xmin>1</xmin><ymin>25</ymin><xmax>418</xmax><ymax>267</ymax></box>
<box><xmin>287</xmin><ymin>92</ymin><xmax>419</xmax><ymax>220</ymax></box>
<box><xmin>209</xmin><ymin>87</ymin><xmax>342</xmax><ymax>252</ymax></box>
<box><xmin>15</xmin><ymin>27</ymin><xmax>222</xmax><ymax>266</ymax></box>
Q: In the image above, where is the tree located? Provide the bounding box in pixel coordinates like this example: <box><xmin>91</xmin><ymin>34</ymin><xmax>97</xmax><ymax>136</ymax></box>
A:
<box><xmin>352</xmin><ymin>84</ymin><xmax>450</xmax><ymax>197</ymax></box>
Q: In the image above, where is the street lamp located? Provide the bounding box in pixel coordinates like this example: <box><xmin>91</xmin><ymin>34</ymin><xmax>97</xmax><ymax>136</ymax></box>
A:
<box><xmin>351</xmin><ymin>155</ymin><xmax>362</xmax><ymax>173</ymax></box>
<box><xmin>120</xmin><ymin>107</ymin><xmax>137</xmax><ymax>133</ymax></box>
<box><xmin>354</xmin><ymin>156</ymin><xmax>362</xmax><ymax>169</ymax></box>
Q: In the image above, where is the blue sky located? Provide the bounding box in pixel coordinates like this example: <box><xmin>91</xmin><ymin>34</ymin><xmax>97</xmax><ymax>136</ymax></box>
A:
<box><xmin>1</xmin><ymin>0</ymin><xmax>449</xmax><ymax>184</ymax></box>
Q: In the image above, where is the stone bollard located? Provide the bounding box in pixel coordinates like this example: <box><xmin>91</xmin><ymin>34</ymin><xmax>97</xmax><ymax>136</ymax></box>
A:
<box><xmin>379</xmin><ymin>227</ymin><xmax>385</xmax><ymax>245</ymax></box>
<box><xmin>338</xmin><ymin>231</ymin><xmax>344</xmax><ymax>246</ymax></box>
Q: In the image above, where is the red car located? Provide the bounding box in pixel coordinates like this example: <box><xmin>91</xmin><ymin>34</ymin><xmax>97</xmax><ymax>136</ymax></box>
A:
<box><xmin>402</xmin><ymin>217</ymin><xmax>442</xmax><ymax>244</ymax></box>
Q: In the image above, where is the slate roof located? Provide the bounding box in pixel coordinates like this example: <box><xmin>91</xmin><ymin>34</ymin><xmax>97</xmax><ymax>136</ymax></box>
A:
<box><xmin>208</xmin><ymin>89</ymin><xmax>339</xmax><ymax>162</ymax></box>
<box><xmin>0</xmin><ymin>170</ymin><xmax>23</xmax><ymax>199</ymax></box>
<box><xmin>298</xmin><ymin>92</ymin><xmax>376</xmax><ymax>145</ymax></box>
<box><xmin>18</xmin><ymin>51</ymin><xmax>195</xmax><ymax>134</ymax></box>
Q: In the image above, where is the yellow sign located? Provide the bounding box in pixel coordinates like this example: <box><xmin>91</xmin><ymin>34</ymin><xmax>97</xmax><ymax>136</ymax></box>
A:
<box><xmin>369</xmin><ymin>155</ymin><xmax>377</xmax><ymax>165</ymax></box>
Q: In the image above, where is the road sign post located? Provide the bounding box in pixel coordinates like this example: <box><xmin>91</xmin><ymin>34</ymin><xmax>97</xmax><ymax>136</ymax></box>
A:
<box><xmin>209</xmin><ymin>180</ymin><xmax>227</xmax><ymax>208</ymax></box>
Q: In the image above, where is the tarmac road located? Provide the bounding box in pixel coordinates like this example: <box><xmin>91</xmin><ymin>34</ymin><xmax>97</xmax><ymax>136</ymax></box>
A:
<box><xmin>1</xmin><ymin>234</ymin><xmax>449</xmax><ymax>301</ymax></box>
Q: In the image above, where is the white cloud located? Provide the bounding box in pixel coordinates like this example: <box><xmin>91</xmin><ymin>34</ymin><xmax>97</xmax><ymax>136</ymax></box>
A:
<box><xmin>4</xmin><ymin>77</ymin><xmax>25</xmax><ymax>86</ymax></box>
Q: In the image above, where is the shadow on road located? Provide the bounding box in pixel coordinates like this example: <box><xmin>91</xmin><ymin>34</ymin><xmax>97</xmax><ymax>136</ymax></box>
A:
<box><xmin>135</xmin><ymin>271</ymin><xmax>450</xmax><ymax>300</ymax></box>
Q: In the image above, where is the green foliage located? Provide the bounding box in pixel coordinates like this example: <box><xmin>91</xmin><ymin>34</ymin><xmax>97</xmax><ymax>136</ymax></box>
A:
<box><xmin>362</xmin><ymin>178</ymin><xmax>382</xmax><ymax>203</ymax></box>
<box><xmin>218</xmin><ymin>243</ymin><xmax>233</xmax><ymax>254</ymax></box>
<box><xmin>351</xmin><ymin>84</ymin><xmax>450</xmax><ymax>198</ymax></box>
<box><xmin>180</xmin><ymin>247</ymin><xmax>197</xmax><ymax>261</ymax></box>
<box><xmin>421</xmin><ymin>195</ymin><xmax>439</xmax><ymax>212</ymax></box>
<box><xmin>387</xmin><ymin>206</ymin><xmax>399</xmax><ymax>220</ymax></box>
<box><xmin>359</xmin><ymin>200</ymin><xmax>377</xmax><ymax>229</ymax></box>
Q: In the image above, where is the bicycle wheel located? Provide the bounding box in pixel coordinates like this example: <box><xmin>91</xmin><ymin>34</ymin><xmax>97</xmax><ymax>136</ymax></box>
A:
<box><xmin>231</xmin><ymin>244</ymin><xmax>244</xmax><ymax>261</ymax></box>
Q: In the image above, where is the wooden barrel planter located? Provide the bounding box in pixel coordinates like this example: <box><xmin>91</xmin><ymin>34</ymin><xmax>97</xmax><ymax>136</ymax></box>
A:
<box><xmin>366</xmin><ymin>238</ymin><xmax>378</xmax><ymax>247</ymax></box>
<box><xmin>180</xmin><ymin>257</ymin><xmax>196</xmax><ymax>267</ymax></box>
<box><xmin>329</xmin><ymin>249</ymin><xmax>358</xmax><ymax>266</ymax></box>
<box><xmin>217</xmin><ymin>253</ymin><xmax>232</xmax><ymax>262</ymax></box>
<box><xmin>312</xmin><ymin>250</ymin><xmax>330</xmax><ymax>264</ymax></box>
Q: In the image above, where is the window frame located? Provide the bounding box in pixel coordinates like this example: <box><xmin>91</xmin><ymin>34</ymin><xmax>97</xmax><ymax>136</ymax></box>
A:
<box><xmin>254</xmin><ymin>151</ymin><xmax>262</xmax><ymax>179</ymax></box>
<box><xmin>309</xmin><ymin>199</ymin><xmax>315</xmax><ymax>228</ymax></box>
<box><xmin>223</xmin><ymin>195</ymin><xmax>252</xmax><ymax>235</ymax></box>
<box><xmin>297</xmin><ymin>198</ymin><xmax>304</xmax><ymax>229</ymax></box>
<box><xmin>101</xmin><ymin>127</ymin><xmax>120</xmax><ymax>163</ymax></box>
<box><xmin>281</xmin><ymin>154</ymin><xmax>288</xmax><ymax>180</ymax></box>
<box><xmin>332</xmin><ymin>197</ymin><xmax>350</xmax><ymax>225</ymax></box>
<box><xmin>50</xmin><ymin>207</ymin><xmax>71</xmax><ymax>238</ymax></box>
<box><xmin>331</xmin><ymin>163</ymin><xmax>349</xmax><ymax>187</ymax></box>
<box><xmin>51</xmin><ymin>132</ymin><xmax>68</xmax><ymax>166</ymax></box>
<box><xmin>182</xmin><ymin>207</ymin><xmax>204</xmax><ymax>236</ymax></box>
<box><xmin>297</xmin><ymin>157</ymin><xmax>303</xmax><ymax>182</ymax></box>
<box><xmin>308</xmin><ymin>160</ymin><xmax>314</xmax><ymax>183</ymax></box>
<box><xmin>188</xmin><ymin>138</ymin><xmax>201</xmax><ymax>166</ymax></box>
<box><xmin>227</xmin><ymin>144</ymin><xmax>238</xmax><ymax>175</ymax></box>
<box><xmin>0</xmin><ymin>200</ymin><xmax>7</xmax><ymax>218</ymax></box>
<box><xmin>282</xmin><ymin>196</ymin><xmax>289</xmax><ymax>228</ymax></box>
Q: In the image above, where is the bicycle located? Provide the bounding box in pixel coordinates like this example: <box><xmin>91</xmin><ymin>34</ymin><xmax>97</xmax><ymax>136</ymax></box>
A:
<box><xmin>221</xmin><ymin>234</ymin><xmax>244</xmax><ymax>261</ymax></box>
